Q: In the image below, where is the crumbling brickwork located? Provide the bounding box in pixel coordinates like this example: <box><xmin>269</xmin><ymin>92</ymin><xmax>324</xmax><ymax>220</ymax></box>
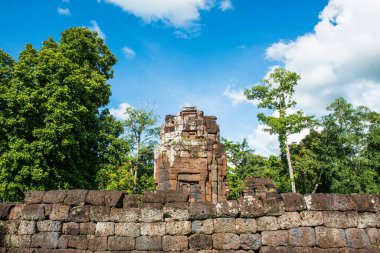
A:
<box><xmin>1</xmin><ymin>190</ymin><xmax>380</xmax><ymax>252</ymax></box>
<box><xmin>154</xmin><ymin>107</ymin><xmax>228</xmax><ymax>203</ymax></box>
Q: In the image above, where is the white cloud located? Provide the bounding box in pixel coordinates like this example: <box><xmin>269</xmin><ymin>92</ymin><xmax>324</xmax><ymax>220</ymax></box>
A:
<box><xmin>122</xmin><ymin>46</ymin><xmax>136</xmax><ymax>59</ymax></box>
<box><xmin>219</xmin><ymin>0</ymin><xmax>233</xmax><ymax>11</ymax></box>
<box><xmin>88</xmin><ymin>20</ymin><xmax>106</xmax><ymax>40</ymax></box>
<box><xmin>110</xmin><ymin>102</ymin><xmax>132</xmax><ymax>120</ymax></box>
<box><xmin>57</xmin><ymin>7</ymin><xmax>71</xmax><ymax>16</ymax></box>
<box><xmin>223</xmin><ymin>86</ymin><xmax>257</xmax><ymax>106</ymax></box>
<box><xmin>62</xmin><ymin>0</ymin><xmax>70</xmax><ymax>3</ymax></box>
<box><xmin>265</xmin><ymin>0</ymin><xmax>380</xmax><ymax>115</ymax></box>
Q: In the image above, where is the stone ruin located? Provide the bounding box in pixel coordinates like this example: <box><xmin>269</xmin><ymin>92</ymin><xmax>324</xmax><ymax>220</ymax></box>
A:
<box><xmin>243</xmin><ymin>176</ymin><xmax>277</xmax><ymax>198</ymax></box>
<box><xmin>154</xmin><ymin>106</ymin><xmax>228</xmax><ymax>203</ymax></box>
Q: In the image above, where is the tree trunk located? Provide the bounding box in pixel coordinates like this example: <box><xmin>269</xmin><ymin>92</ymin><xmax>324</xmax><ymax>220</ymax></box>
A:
<box><xmin>286</xmin><ymin>143</ymin><xmax>297</xmax><ymax>193</ymax></box>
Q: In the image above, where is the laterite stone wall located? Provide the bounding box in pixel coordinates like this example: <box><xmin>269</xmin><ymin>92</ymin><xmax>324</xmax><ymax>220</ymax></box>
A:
<box><xmin>1</xmin><ymin>190</ymin><xmax>380</xmax><ymax>252</ymax></box>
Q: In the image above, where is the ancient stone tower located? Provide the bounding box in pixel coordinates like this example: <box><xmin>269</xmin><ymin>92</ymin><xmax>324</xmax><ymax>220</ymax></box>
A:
<box><xmin>154</xmin><ymin>106</ymin><xmax>228</xmax><ymax>203</ymax></box>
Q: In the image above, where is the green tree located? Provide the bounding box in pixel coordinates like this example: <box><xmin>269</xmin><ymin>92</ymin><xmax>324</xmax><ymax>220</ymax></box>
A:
<box><xmin>244</xmin><ymin>68</ymin><xmax>314</xmax><ymax>192</ymax></box>
<box><xmin>0</xmin><ymin>28</ymin><xmax>118</xmax><ymax>201</ymax></box>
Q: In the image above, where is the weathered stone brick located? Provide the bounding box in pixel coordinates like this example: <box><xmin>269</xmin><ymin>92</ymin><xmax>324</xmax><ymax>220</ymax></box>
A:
<box><xmin>282</xmin><ymin>193</ymin><xmax>306</xmax><ymax>211</ymax></box>
<box><xmin>108</xmin><ymin>236</ymin><xmax>135</xmax><ymax>251</ymax></box>
<box><xmin>141</xmin><ymin>190</ymin><xmax>166</xmax><ymax>203</ymax></box>
<box><xmin>123</xmin><ymin>194</ymin><xmax>139</xmax><ymax>208</ymax></box>
<box><xmin>262</xmin><ymin>230</ymin><xmax>288</xmax><ymax>246</ymax></box>
<box><xmin>59</xmin><ymin>235</ymin><xmax>88</xmax><ymax>249</ymax></box>
<box><xmin>114</xmin><ymin>222</ymin><xmax>140</xmax><ymax>237</ymax></box>
<box><xmin>214</xmin><ymin>218</ymin><xmax>236</xmax><ymax>233</ymax></box>
<box><xmin>235</xmin><ymin>218</ymin><xmax>257</xmax><ymax>234</ymax></box>
<box><xmin>105</xmin><ymin>190</ymin><xmax>124</xmax><ymax>207</ymax></box>
<box><xmin>288</xmin><ymin>227</ymin><xmax>316</xmax><ymax>247</ymax></box>
<box><xmin>189</xmin><ymin>202</ymin><xmax>216</xmax><ymax>220</ymax></box>
<box><xmin>0</xmin><ymin>204</ymin><xmax>14</xmax><ymax>220</ymax></box>
<box><xmin>31</xmin><ymin>232</ymin><xmax>59</xmax><ymax>248</ymax></box>
<box><xmin>300</xmin><ymin>211</ymin><xmax>323</xmax><ymax>226</ymax></box>
<box><xmin>264</xmin><ymin>197</ymin><xmax>285</xmax><ymax>216</ymax></box>
<box><xmin>68</xmin><ymin>206</ymin><xmax>90</xmax><ymax>222</ymax></box>
<box><xmin>215</xmin><ymin>201</ymin><xmax>240</xmax><ymax>217</ymax></box>
<box><xmin>8</xmin><ymin>204</ymin><xmax>24</xmax><ymax>220</ymax></box>
<box><xmin>10</xmin><ymin>235</ymin><xmax>31</xmax><ymax>248</ymax></box>
<box><xmin>85</xmin><ymin>190</ymin><xmax>105</xmax><ymax>206</ymax></box>
<box><xmin>323</xmin><ymin>211</ymin><xmax>358</xmax><ymax>228</ymax></box>
<box><xmin>189</xmin><ymin>234</ymin><xmax>213</xmax><ymax>250</ymax></box>
<box><xmin>257</xmin><ymin>216</ymin><xmax>278</xmax><ymax>231</ymax></box>
<box><xmin>135</xmin><ymin>236</ymin><xmax>162</xmax><ymax>251</ymax></box>
<box><xmin>212</xmin><ymin>233</ymin><xmax>240</xmax><ymax>250</ymax></box>
<box><xmin>62</xmin><ymin>222</ymin><xmax>79</xmax><ymax>235</ymax></box>
<box><xmin>162</xmin><ymin>235</ymin><xmax>188</xmax><ymax>251</ymax></box>
<box><xmin>304</xmin><ymin>194</ymin><xmax>333</xmax><ymax>211</ymax></box>
<box><xmin>277</xmin><ymin>212</ymin><xmax>302</xmax><ymax>229</ymax></box>
<box><xmin>358</xmin><ymin>212</ymin><xmax>379</xmax><ymax>228</ymax></box>
<box><xmin>141</xmin><ymin>222</ymin><xmax>166</xmax><ymax>236</ymax></box>
<box><xmin>43</xmin><ymin>190</ymin><xmax>67</xmax><ymax>204</ymax></box>
<box><xmin>110</xmin><ymin>207</ymin><xmax>139</xmax><ymax>222</ymax></box>
<box><xmin>240</xmin><ymin>233</ymin><xmax>261</xmax><ymax>250</ymax></box>
<box><xmin>95</xmin><ymin>222</ymin><xmax>114</xmax><ymax>236</ymax></box>
<box><xmin>18</xmin><ymin>221</ymin><xmax>36</xmax><ymax>235</ymax></box>
<box><xmin>37</xmin><ymin>220</ymin><xmax>61</xmax><ymax>232</ymax></box>
<box><xmin>329</xmin><ymin>194</ymin><xmax>357</xmax><ymax>211</ymax></box>
<box><xmin>21</xmin><ymin>204</ymin><xmax>45</xmax><ymax>220</ymax></box>
<box><xmin>87</xmin><ymin>236</ymin><xmax>107</xmax><ymax>251</ymax></box>
<box><xmin>89</xmin><ymin>206</ymin><xmax>110</xmax><ymax>222</ymax></box>
<box><xmin>365</xmin><ymin>228</ymin><xmax>380</xmax><ymax>245</ymax></box>
<box><xmin>192</xmin><ymin>219</ymin><xmax>214</xmax><ymax>234</ymax></box>
<box><xmin>44</xmin><ymin>204</ymin><xmax>52</xmax><ymax>217</ymax></box>
<box><xmin>64</xmin><ymin>190</ymin><xmax>88</xmax><ymax>206</ymax></box>
<box><xmin>139</xmin><ymin>207</ymin><xmax>163</xmax><ymax>222</ymax></box>
<box><xmin>24</xmin><ymin>191</ymin><xmax>44</xmax><ymax>204</ymax></box>
<box><xmin>164</xmin><ymin>202</ymin><xmax>189</xmax><ymax>221</ymax></box>
<box><xmin>49</xmin><ymin>204</ymin><xmax>70</xmax><ymax>221</ymax></box>
<box><xmin>351</xmin><ymin>194</ymin><xmax>379</xmax><ymax>212</ymax></box>
<box><xmin>165</xmin><ymin>190</ymin><xmax>189</xmax><ymax>202</ymax></box>
<box><xmin>346</xmin><ymin>228</ymin><xmax>371</xmax><ymax>248</ymax></box>
<box><xmin>166</xmin><ymin>220</ymin><xmax>192</xmax><ymax>235</ymax></box>
<box><xmin>79</xmin><ymin>222</ymin><xmax>95</xmax><ymax>235</ymax></box>
<box><xmin>316</xmin><ymin>226</ymin><xmax>347</xmax><ymax>248</ymax></box>
<box><xmin>240</xmin><ymin>197</ymin><xmax>265</xmax><ymax>218</ymax></box>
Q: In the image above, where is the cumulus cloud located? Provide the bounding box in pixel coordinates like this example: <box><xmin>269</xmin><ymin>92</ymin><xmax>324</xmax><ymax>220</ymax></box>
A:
<box><xmin>110</xmin><ymin>103</ymin><xmax>132</xmax><ymax>120</ymax></box>
<box><xmin>57</xmin><ymin>7</ymin><xmax>71</xmax><ymax>16</ymax></box>
<box><xmin>88</xmin><ymin>20</ymin><xmax>106</xmax><ymax>40</ymax></box>
<box><xmin>223</xmin><ymin>86</ymin><xmax>257</xmax><ymax>106</ymax></box>
<box><xmin>122</xmin><ymin>46</ymin><xmax>136</xmax><ymax>59</ymax></box>
<box><xmin>266</xmin><ymin>0</ymin><xmax>380</xmax><ymax>114</ymax></box>
<box><xmin>219</xmin><ymin>0</ymin><xmax>233</xmax><ymax>11</ymax></box>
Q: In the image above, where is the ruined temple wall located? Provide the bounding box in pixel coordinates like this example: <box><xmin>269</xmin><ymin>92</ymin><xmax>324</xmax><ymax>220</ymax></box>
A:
<box><xmin>1</xmin><ymin>190</ymin><xmax>380</xmax><ymax>252</ymax></box>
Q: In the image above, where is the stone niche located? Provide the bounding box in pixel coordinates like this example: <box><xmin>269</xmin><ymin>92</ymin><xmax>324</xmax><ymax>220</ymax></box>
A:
<box><xmin>154</xmin><ymin>106</ymin><xmax>228</xmax><ymax>203</ymax></box>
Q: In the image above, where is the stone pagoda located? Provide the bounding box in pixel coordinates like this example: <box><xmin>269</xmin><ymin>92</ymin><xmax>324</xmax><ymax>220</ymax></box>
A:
<box><xmin>154</xmin><ymin>106</ymin><xmax>228</xmax><ymax>203</ymax></box>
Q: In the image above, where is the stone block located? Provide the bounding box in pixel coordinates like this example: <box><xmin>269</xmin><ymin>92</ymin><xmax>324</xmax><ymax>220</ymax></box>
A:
<box><xmin>68</xmin><ymin>206</ymin><xmax>90</xmax><ymax>222</ymax></box>
<box><xmin>0</xmin><ymin>204</ymin><xmax>14</xmax><ymax>220</ymax></box>
<box><xmin>43</xmin><ymin>190</ymin><xmax>67</xmax><ymax>204</ymax></box>
<box><xmin>141</xmin><ymin>222</ymin><xmax>166</xmax><ymax>236</ymax></box>
<box><xmin>289</xmin><ymin>227</ymin><xmax>316</xmax><ymax>247</ymax></box>
<box><xmin>79</xmin><ymin>222</ymin><xmax>96</xmax><ymax>235</ymax></box>
<box><xmin>18</xmin><ymin>221</ymin><xmax>36</xmax><ymax>235</ymax></box>
<box><xmin>316</xmin><ymin>226</ymin><xmax>347</xmax><ymax>248</ymax></box>
<box><xmin>87</xmin><ymin>236</ymin><xmax>108</xmax><ymax>251</ymax></box>
<box><xmin>95</xmin><ymin>222</ymin><xmax>114</xmax><ymax>236</ymax></box>
<box><xmin>213</xmin><ymin>218</ymin><xmax>236</xmax><ymax>233</ymax></box>
<box><xmin>37</xmin><ymin>220</ymin><xmax>61</xmax><ymax>232</ymax></box>
<box><xmin>85</xmin><ymin>190</ymin><xmax>105</xmax><ymax>206</ymax></box>
<box><xmin>62</xmin><ymin>222</ymin><xmax>79</xmax><ymax>235</ymax></box>
<box><xmin>264</xmin><ymin>197</ymin><xmax>285</xmax><ymax>216</ymax></box>
<box><xmin>24</xmin><ymin>191</ymin><xmax>44</xmax><ymax>204</ymax></box>
<box><xmin>165</xmin><ymin>190</ymin><xmax>189</xmax><ymax>202</ymax></box>
<box><xmin>192</xmin><ymin>219</ymin><xmax>214</xmax><ymax>234</ymax></box>
<box><xmin>164</xmin><ymin>202</ymin><xmax>189</xmax><ymax>220</ymax></box>
<box><xmin>304</xmin><ymin>194</ymin><xmax>333</xmax><ymax>211</ymax></box>
<box><xmin>215</xmin><ymin>201</ymin><xmax>240</xmax><ymax>217</ymax></box>
<box><xmin>49</xmin><ymin>204</ymin><xmax>70</xmax><ymax>221</ymax></box>
<box><xmin>358</xmin><ymin>212</ymin><xmax>379</xmax><ymax>228</ymax></box>
<box><xmin>140</xmin><ymin>207</ymin><xmax>163</xmax><ymax>222</ymax></box>
<box><xmin>21</xmin><ymin>204</ymin><xmax>45</xmax><ymax>220</ymax></box>
<box><xmin>212</xmin><ymin>233</ymin><xmax>240</xmax><ymax>250</ymax></box>
<box><xmin>323</xmin><ymin>211</ymin><xmax>358</xmax><ymax>228</ymax></box>
<box><xmin>346</xmin><ymin>228</ymin><xmax>371</xmax><ymax>248</ymax></box>
<box><xmin>89</xmin><ymin>206</ymin><xmax>110</xmax><ymax>222</ymax></box>
<box><xmin>365</xmin><ymin>228</ymin><xmax>380</xmax><ymax>245</ymax></box>
<box><xmin>8</xmin><ymin>204</ymin><xmax>24</xmax><ymax>220</ymax></box>
<box><xmin>114</xmin><ymin>222</ymin><xmax>140</xmax><ymax>237</ymax></box>
<box><xmin>31</xmin><ymin>232</ymin><xmax>59</xmax><ymax>248</ymax></box>
<box><xmin>257</xmin><ymin>216</ymin><xmax>278</xmax><ymax>231</ymax></box>
<box><xmin>189</xmin><ymin>234</ymin><xmax>213</xmax><ymax>250</ymax></box>
<box><xmin>108</xmin><ymin>236</ymin><xmax>135</xmax><ymax>251</ymax></box>
<box><xmin>59</xmin><ymin>235</ymin><xmax>88</xmax><ymax>250</ymax></box>
<box><xmin>235</xmin><ymin>218</ymin><xmax>257</xmax><ymax>234</ymax></box>
<box><xmin>135</xmin><ymin>236</ymin><xmax>162</xmax><ymax>251</ymax></box>
<box><xmin>64</xmin><ymin>190</ymin><xmax>88</xmax><ymax>206</ymax></box>
<box><xmin>330</xmin><ymin>194</ymin><xmax>357</xmax><ymax>211</ymax></box>
<box><xmin>166</xmin><ymin>220</ymin><xmax>192</xmax><ymax>235</ymax></box>
<box><xmin>277</xmin><ymin>212</ymin><xmax>302</xmax><ymax>229</ymax></box>
<box><xmin>282</xmin><ymin>193</ymin><xmax>306</xmax><ymax>211</ymax></box>
<box><xmin>9</xmin><ymin>235</ymin><xmax>31</xmax><ymax>248</ymax></box>
<box><xmin>351</xmin><ymin>194</ymin><xmax>379</xmax><ymax>212</ymax></box>
<box><xmin>105</xmin><ymin>190</ymin><xmax>124</xmax><ymax>207</ymax></box>
<box><xmin>142</xmin><ymin>190</ymin><xmax>166</xmax><ymax>203</ymax></box>
<box><xmin>240</xmin><ymin>233</ymin><xmax>261</xmax><ymax>250</ymax></box>
<box><xmin>110</xmin><ymin>207</ymin><xmax>139</xmax><ymax>222</ymax></box>
<box><xmin>300</xmin><ymin>211</ymin><xmax>323</xmax><ymax>227</ymax></box>
<box><xmin>123</xmin><ymin>194</ymin><xmax>139</xmax><ymax>208</ymax></box>
<box><xmin>262</xmin><ymin>230</ymin><xmax>288</xmax><ymax>246</ymax></box>
<box><xmin>240</xmin><ymin>197</ymin><xmax>265</xmax><ymax>218</ymax></box>
<box><xmin>189</xmin><ymin>202</ymin><xmax>216</xmax><ymax>220</ymax></box>
<box><xmin>162</xmin><ymin>235</ymin><xmax>188</xmax><ymax>251</ymax></box>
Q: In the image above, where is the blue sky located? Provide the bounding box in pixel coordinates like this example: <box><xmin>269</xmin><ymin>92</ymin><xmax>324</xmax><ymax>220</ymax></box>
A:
<box><xmin>1</xmin><ymin>0</ymin><xmax>380</xmax><ymax>155</ymax></box>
